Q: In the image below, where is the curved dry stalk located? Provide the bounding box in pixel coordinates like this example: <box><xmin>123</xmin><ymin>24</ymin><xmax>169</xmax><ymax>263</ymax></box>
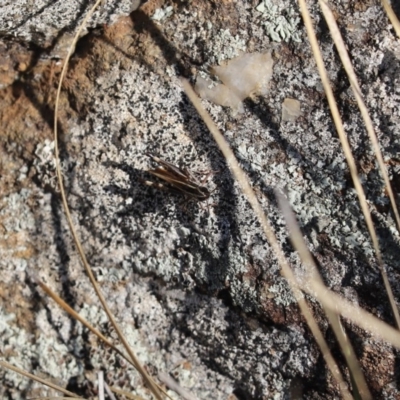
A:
<box><xmin>0</xmin><ymin>360</ymin><xmax>82</xmax><ymax>398</ymax></box>
<box><xmin>52</xmin><ymin>1</ymin><xmax>162</xmax><ymax>398</ymax></box>
<box><xmin>381</xmin><ymin>0</ymin><xmax>400</xmax><ymax>37</ymax></box>
<box><xmin>36</xmin><ymin>280</ymin><xmax>171</xmax><ymax>399</ymax></box>
<box><xmin>37</xmin><ymin>280</ymin><xmax>129</xmax><ymax>362</ymax></box>
<box><xmin>277</xmin><ymin>192</ymin><xmax>371</xmax><ymax>400</ymax></box>
<box><xmin>180</xmin><ymin>78</ymin><xmax>353</xmax><ymax>400</ymax></box>
<box><xmin>318</xmin><ymin>0</ymin><xmax>400</xmax><ymax>329</ymax></box>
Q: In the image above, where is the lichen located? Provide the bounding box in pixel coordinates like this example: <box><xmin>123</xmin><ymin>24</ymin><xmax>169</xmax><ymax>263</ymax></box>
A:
<box><xmin>256</xmin><ymin>0</ymin><xmax>302</xmax><ymax>43</ymax></box>
<box><xmin>151</xmin><ymin>6</ymin><xmax>174</xmax><ymax>22</ymax></box>
<box><xmin>33</xmin><ymin>139</ymin><xmax>70</xmax><ymax>191</ymax></box>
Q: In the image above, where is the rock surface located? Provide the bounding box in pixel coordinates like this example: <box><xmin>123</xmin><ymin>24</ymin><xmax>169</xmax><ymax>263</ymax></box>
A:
<box><xmin>1</xmin><ymin>0</ymin><xmax>400</xmax><ymax>399</ymax></box>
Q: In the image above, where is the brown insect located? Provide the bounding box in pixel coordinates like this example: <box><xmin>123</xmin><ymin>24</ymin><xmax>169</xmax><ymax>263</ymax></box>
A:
<box><xmin>144</xmin><ymin>153</ymin><xmax>210</xmax><ymax>201</ymax></box>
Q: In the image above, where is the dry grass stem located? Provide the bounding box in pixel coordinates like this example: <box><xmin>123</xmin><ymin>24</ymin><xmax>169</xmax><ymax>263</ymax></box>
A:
<box><xmin>31</xmin><ymin>398</ymin><xmax>84</xmax><ymax>400</ymax></box>
<box><xmin>0</xmin><ymin>360</ymin><xmax>82</xmax><ymax>398</ymax></box>
<box><xmin>104</xmin><ymin>380</ymin><xmax>118</xmax><ymax>400</ymax></box>
<box><xmin>52</xmin><ymin>0</ymin><xmax>162</xmax><ymax>398</ymax></box>
<box><xmin>277</xmin><ymin>192</ymin><xmax>371</xmax><ymax>399</ymax></box>
<box><xmin>27</xmin><ymin>397</ymin><xmax>82</xmax><ymax>400</ymax></box>
<box><xmin>2</xmin><ymin>0</ymin><xmax>397</xmax><ymax>397</ymax></box>
<box><xmin>158</xmin><ymin>372</ymin><xmax>200</xmax><ymax>400</ymax></box>
<box><xmin>37</xmin><ymin>280</ymin><xmax>119</xmax><ymax>352</ymax></box>
<box><xmin>381</xmin><ymin>0</ymin><xmax>400</xmax><ymax>37</ymax></box>
<box><xmin>297</xmin><ymin>0</ymin><xmax>400</xmax><ymax>337</ymax></box>
<box><xmin>36</xmin><ymin>279</ymin><xmax>171</xmax><ymax>398</ymax></box>
<box><xmin>304</xmin><ymin>278</ymin><xmax>400</xmax><ymax>347</ymax></box>
<box><xmin>110</xmin><ymin>386</ymin><xmax>145</xmax><ymax>399</ymax></box>
<box><xmin>181</xmin><ymin>78</ymin><xmax>354</xmax><ymax>399</ymax></box>
<box><xmin>319</xmin><ymin>0</ymin><xmax>400</xmax><ymax>329</ymax></box>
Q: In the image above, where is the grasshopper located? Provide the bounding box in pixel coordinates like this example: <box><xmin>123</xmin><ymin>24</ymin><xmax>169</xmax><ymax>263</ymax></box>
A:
<box><xmin>144</xmin><ymin>153</ymin><xmax>210</xmax><ymax>201</ymax></box>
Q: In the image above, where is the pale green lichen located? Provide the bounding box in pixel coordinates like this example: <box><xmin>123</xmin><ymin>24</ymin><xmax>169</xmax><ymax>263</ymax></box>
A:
<box><xmin>206</xmin><ymin>29</ymin><xmax>247</xmax><ymax>66</ymax></box>
<box><xmin>268</xmin><ymin>278</ymin><xmax>296</xmax><ymax>306</ymax></box>
<box><xmin>256</xmin><ymin>0</ymin><xmax>302</xmax><ymax>43</ymax></box>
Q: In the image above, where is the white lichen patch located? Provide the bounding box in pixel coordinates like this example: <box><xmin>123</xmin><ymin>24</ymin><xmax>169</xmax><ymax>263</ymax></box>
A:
<box><xmin>151</xmin><ymin>6</ymin><xmax>174</xmax><ymax>22</ymax></box>
<box><xmin>33</xmin><ymin>139</ymin><xmax>70</xmax><ymax>191</ymax></box>
<box><xmin>0</xmin><ymin>189</ymin><xmax>35</xmax><ymax>234</ymax></box>
<box><xmin>1</xmin><ymin>307</ymin><xmax>79</xmax><ymax>394</ymax></box>
<box><xmin>256</xmin><ymin>0</ymin><xmax>302</xmax><ymax>43</ymax></box>
<box><xmin>0</xmin><ymin>189</ymin><xmax>35</xmax><ymax>275</ymax></box>
<box><xmin>205</xmin><ymin>29</ymin><xmax>247</xmax><ymax>66</ymax></box>
<box><xmin>268</xmin><ymin>278</ymin><xmax>296</xmax><ymax>306</ymax></box>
